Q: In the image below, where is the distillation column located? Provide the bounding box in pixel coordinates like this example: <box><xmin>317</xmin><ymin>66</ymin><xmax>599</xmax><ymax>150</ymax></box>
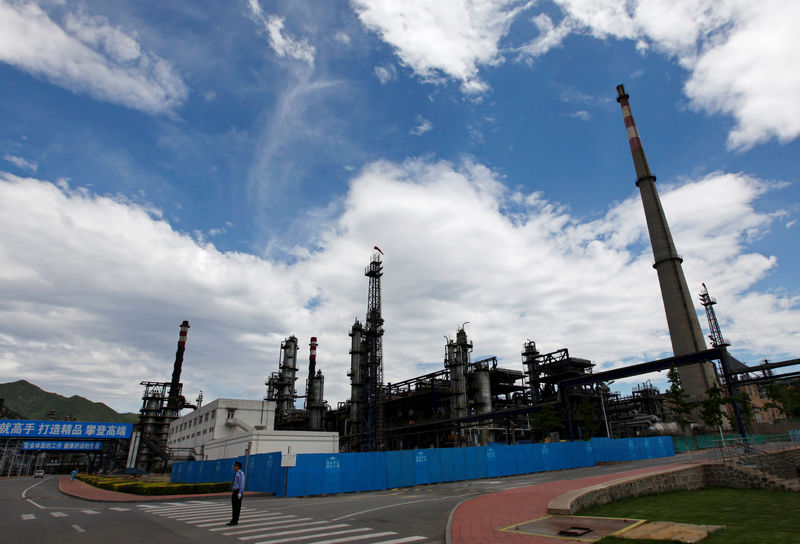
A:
<box><xmin>348</xmin><ymin>320</ymin><xmax>365</xmax><ymax>441</ymax></box>
<box><xmin>446</xmin><ymin>326</ymin><xmax>472</xmax><ymax>420</ymax></box>
<box><xmin>276</xmin><ymin>335</ymin><xmax>299</xmax><ymax>422</ymax></box>
<box><xmin>306</xmin><ymin>337</ymin><xmax>325</xmax><ymax>431</ymax></box>
<box><xmin>616</xmin><ymin>84</ymin><xmax>717</xmax><ymax>402</ymax></box>
<box><xmin>522</xmin><ymin>340</ymin><xmax>541</xmax><ymax>403</ymax></box>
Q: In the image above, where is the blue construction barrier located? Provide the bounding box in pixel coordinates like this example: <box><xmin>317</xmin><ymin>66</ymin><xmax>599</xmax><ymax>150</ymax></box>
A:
<box><xmin>171</xmin><ymin>436</ymin><xmax>673</xmax><ymax>497</ymax></box>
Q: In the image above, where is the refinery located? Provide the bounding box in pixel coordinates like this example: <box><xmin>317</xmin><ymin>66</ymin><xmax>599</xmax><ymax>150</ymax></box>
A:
<box><xmin>120</xmin><ymin>85</ymin><xmax>798</xmax><ymax>472</ymax></box>
<box><xmin>3</xmin><ymin>86</ymin><xmax>797</xmax><ymax>476</ymax></box>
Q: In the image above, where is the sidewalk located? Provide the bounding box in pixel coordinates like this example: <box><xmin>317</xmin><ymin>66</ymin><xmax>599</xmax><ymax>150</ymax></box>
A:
<box><xmin>447</xmin><ymin>463</ymin><xmax>688</xmax><ymax>544</ymax></box>
<box><xmin>58</xmin><ymin>475</ymin><xmax>243</xmax><ymax>502</ymax></box>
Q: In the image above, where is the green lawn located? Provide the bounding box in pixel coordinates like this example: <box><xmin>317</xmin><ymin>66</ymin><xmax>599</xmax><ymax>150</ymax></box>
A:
<box><xmin>578</xmin><ymin>487</ymin><xmax>800</xmax><ymax>544</ymax></box>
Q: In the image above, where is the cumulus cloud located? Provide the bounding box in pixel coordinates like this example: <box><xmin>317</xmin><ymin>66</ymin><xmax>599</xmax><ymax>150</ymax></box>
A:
<box><xmin>0</xmin><ymin>1</ymin><xmax>187</xmax><ymax>114</ymax></box>
<box><xmin>352</xmin><ymin>0</ymin><xmax>799</xmax><ymax>147</ymax></box>
<box><xmin>3</xmin><ymin>154</ymin><xmax>37</xmax><ymax>172</ymax></box>
<box><xmin>352</xmin><ymin>0</ymin><xmax>529</xmax><ymax>94</ymax></box>
<box><xmin>374</xmin><ymin>64</ymin><xmax>397</xmax><ymax>84</ymax></box>
<box><xmin>549</xmin><ymin>0</ymin><xmax>800</xmax><ymax>148</ymax></box>
<box><xmin>247</xmin><ymin>0</ymin><xmax>316</xmax><ymax>66</ymax></box>
<box><xmin>1</xmin><ymin>160</ymin><xmax>797</xmax><ymax>412</ymax></box>
<box><xmin>410</xmin><ymin>114</ymin><xmax>433</xmax><ymax>135</ymax></box>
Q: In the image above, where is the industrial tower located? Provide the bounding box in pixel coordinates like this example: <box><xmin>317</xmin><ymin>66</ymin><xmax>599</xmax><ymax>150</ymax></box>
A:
<box><xmin>616</xmin><ymin>85</ymin><xmax>717</xmax><ymax>402</ymax></box>
<box><xmin>363</xmin><ymin>249</ymin><xmax>385</xmax><ymax>450</ymax></box>
<box><xmin>699</xmin><ymin>283</ymin><xmax>748</xmax><ymax>436</ymax></box>
<box><xmin>135</xmin><ymin>320</ymin><xmax>195</xmax><ymax>471</ymax></box>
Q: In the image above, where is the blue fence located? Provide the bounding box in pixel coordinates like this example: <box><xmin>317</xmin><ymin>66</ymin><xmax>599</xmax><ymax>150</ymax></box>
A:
<box><xmin>172</xmin><ymin>436</ymin><xmax>674</xmax><ymax>497</ymax></box>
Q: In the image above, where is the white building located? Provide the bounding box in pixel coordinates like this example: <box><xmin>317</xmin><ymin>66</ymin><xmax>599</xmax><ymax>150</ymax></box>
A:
<box><xmin>168</xmin><ymin>398</ymin><xmax>338</xmax><ymax>461</ymax></box>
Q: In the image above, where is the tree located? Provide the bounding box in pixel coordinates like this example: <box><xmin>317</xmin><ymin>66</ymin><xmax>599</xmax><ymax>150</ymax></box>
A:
<box><xmin>699</xmin><ymin>385</ymin><xmax>725</xmax><ymax>429</ymax></box>
<box><xmin>532</xmin><ymin>403</ymin><xmax>563</xmax><ymax>441</ymax></box>
<box><xmin>665</xmin><ymin>366</ymin><xmax>694</xmax><ymax>433</ymax></box>
<box><xmin>575</xmin><ymin>398</ymin><xmax>601</xmax><ymax>439</ymax></box>
<box><xmin>765</xmin><ymin>383</ymin><xmax>800</xmax><ymax>418</ymax></box>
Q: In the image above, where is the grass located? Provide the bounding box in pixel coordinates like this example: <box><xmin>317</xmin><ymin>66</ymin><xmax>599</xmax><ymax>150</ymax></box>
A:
<box><xmin>578</xmin><ymin>487</ymin><xmax>800</xmax><ymax>544</ymax></box>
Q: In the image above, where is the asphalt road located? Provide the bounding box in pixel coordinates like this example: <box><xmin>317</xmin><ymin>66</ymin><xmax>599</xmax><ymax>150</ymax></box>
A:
<box><xmin>1</xmin><ymin>452</ymin><xmax>698</xmax><ymax>544</ymax></box>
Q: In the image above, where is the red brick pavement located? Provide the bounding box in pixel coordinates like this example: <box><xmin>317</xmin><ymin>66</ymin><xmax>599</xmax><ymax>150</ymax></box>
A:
<box><xmin>449</xmin><ymin>464</ymin><xmax>688</xmax><ymax>544</ymax></box>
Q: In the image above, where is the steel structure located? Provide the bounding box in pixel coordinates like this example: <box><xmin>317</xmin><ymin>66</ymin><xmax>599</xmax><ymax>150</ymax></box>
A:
<box><xmin>363</xmin><ymin>250</ymin><xmax>385</xmax><ymax>450</ymax></box>
<box><xmin>698</xmin><ymin>284</ymin><xmax>747</xmax><ymax>437</ymax></box>
<box><xmin>616</xmin><ymin>84</ymin><xmax>717</xmax><ymax>402</ymax></box>
<box><xmin>135</xmin><ymin>321</ymin><xmax>196</xmax><ymax>471</ymax></box>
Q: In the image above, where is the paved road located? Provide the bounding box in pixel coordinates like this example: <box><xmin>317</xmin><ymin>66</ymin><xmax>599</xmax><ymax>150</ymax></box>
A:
<box><xmin>1</xmin><ymin>452</ymin><xmax>700</xmax><ymax>544</ymax></box>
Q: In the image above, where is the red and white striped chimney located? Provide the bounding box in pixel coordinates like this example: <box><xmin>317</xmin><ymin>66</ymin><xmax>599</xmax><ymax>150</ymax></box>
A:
<box><xmin>308</xmin><ymin>336</ymin><xmax>318</xmax><ymax>376</ymax></box>
<box><xmin>616</xmin><ymin>84</ymin><xmax>653</xmax><ymax>184</ymax></box>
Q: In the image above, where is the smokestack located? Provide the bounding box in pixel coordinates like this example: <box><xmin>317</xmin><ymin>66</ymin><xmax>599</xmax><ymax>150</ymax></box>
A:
<box><xmin>169</xmin><ymin>321</ymin><xmax>189</xmax><ymax>396</ymax></box>
<box><xmin>615</xmin><ymin>85</ymin><xmax>717</xmax><ymax>402</ymax></box>
<box><xmin>308</xmin><ymin>336</ymin><xmax>318</xmax><ymax>377</ymax></box>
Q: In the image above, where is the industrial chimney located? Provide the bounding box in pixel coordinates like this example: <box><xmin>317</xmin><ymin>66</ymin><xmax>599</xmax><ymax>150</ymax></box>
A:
<box><xmin>616</xmin><ymin>84</ymin><xmax>718</xmax><ymax>402</ymax></box>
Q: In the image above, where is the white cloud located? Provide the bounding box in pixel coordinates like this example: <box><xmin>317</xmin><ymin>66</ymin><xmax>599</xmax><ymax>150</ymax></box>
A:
<box><xmin>517</xmin><ymin>13</ymin><xmax>573</xmax><ymax>58</ymax></box>
<box><xmin>352</xmin><ymin>0</ymin><xmax>530</xmax><ymax>94</ymax></box>
<box><xmin>374</xmin><ymin>64</ymin><xmax>397</xmax><ymax>84</ymax></box>
<box><xmin>1</xmin><ymin>162</ymin><xmax>797</xmax><ymax>412</ymax></box>
<box><xmin>570</xmin><ymin>110</ymin><xmax>590</xmax><ymax>121</ymax></box>
<box><xmin>410</xmin><ymin>114</ymin><xmax>433</xmax><ymax>135</ymax></box>
<box><xmin>3</xmin><ymin>154</ymin><xmax>37</xmax><ymax>172</ymax></box>
<box><xmin>247</xmin><ymin>1</ymin><xmax>316</xmax><ymax>66</ymax></box>
<box><xmin>0</xmin><ymin>1</ymin><xmax>187</xmax><ymax>114</ymax></box>
<box><xmin>352</xmin><ymin>0</ymin><xmax>800</xmax><ymax>147</ymax></box>
<box><xmin>549</xmin><ymin>0</ymin><xmax>800</xmax><ymax>148</ymax></box>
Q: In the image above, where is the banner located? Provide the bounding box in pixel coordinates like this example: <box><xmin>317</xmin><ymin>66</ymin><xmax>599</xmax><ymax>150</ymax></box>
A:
<box><xmin>21</xmin><ymin>440</ymin><xmax>103</xmax><ymax>451</ymax></box>
<box><xmin>0</xmin><ymin>420</ymin><xmax>132</xmax><ymax>439</ymax></box>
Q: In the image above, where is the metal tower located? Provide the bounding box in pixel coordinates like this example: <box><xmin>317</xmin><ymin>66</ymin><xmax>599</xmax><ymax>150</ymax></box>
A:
<box><xmin>699</xmin><ymin>283</ymin><xmax>747</xmax><ymax>437</ymax></box>
<box><xmin>616</xmin><ymin>84</ymin><xmax>717</xmax><ymax>402</ymax></box>
<box><xmin>699</xmin><ymin>283</ymin><xmax>729</xmax><ymax>349</ymax></box>
<box><xmin>363</xmin><ymin>249</ymin><xmax>385</xmax><ymax>450</ymax></box>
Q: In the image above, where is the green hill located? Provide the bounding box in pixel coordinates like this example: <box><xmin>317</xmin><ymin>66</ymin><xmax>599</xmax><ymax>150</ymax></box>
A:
<box><xmin>0</xmin><ymin>380</ymin><xmax>138</xmax><ymax>423</ymax></box>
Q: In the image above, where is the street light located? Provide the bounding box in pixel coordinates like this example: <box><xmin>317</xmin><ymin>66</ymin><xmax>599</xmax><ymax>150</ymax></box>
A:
<box><xmin>600</xmin><ymin>381</ymin><xmax>615</xmax><ymax>438</ymax></box>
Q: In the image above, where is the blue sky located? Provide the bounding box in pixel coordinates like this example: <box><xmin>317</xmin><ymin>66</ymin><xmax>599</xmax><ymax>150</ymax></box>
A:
<box><xmin>1</xmin><ymin>0</ymin><xmax>798</xmax><ymax>413</ymax></box>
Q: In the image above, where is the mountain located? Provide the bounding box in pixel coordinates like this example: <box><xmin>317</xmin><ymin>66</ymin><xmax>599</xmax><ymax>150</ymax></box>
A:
<box><xmin>0</xmin><ymin>380</ymin><xmax>139</xmax><ymax>423</ymax></box>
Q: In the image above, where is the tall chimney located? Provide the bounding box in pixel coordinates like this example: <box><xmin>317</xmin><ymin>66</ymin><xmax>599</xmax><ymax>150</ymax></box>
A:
<box><xmin>308</xmin><ymin>336</ymin><xmax>318</xmax><ymax>377</ymax></box>
<box><xmin>168</xmin><ymin>320</ymin><xmax>190</xmax><ymax>408</ymax></box>
<box><xmin>616</xmin><ymin>85</ymin><xmax>717</xmax><ymax>401</ymax></box>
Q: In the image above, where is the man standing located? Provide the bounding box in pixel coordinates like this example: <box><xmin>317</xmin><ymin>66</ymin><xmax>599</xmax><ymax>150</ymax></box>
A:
<box><xmin>227</xmin><ymin>460</ymin><xmax>245</xmax><ymax>526</ymax></box>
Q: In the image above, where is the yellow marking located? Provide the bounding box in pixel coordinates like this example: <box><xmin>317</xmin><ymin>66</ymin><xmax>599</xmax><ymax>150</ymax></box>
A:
<box><xmin>498</xmin><ymin>514</ymin><xmax>647</xmax><ymax>542</ymax></box>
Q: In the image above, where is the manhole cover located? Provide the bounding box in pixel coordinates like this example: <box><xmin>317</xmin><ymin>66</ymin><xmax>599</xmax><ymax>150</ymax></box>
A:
<box><xmin>500</xmin><ymin>515</ymin><xmax>645</xmax><ymax>542</ymax></box>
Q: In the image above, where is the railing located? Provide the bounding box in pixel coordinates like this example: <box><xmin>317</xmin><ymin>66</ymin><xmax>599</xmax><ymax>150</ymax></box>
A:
<box><xmin>708</xmin><ymin>433</ymin><xmax>800</xmax><ymax>482</ymax></box>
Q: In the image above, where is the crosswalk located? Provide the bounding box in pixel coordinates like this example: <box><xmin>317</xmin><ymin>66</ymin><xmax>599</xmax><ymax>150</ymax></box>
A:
<box><xmin>138</xmin><ymin>501</ymin><xmax>429</xmax><ymax>544</ymax></box>
<box><xmin>19</xmin><ymin>508</ymin><xmax>115</xmax><ymax>520</ymax></box>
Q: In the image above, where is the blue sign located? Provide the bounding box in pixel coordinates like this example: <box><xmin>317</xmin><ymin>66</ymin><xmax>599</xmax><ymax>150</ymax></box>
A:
<box><xmin>0</xmin><ymin>420</ymin><xmax>132</xmax><ymax>439</ymax></box>
<box><xmin>21</xmin><ymin>440</ymin><xmax>103</xmax><ymax>451</ymax></box>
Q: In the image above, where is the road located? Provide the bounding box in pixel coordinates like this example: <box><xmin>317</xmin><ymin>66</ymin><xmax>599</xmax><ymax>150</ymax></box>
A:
<box><xmin>1</xmin><ymin>453</ymin><xmax>697</xmax><ymax>544</ymax></box>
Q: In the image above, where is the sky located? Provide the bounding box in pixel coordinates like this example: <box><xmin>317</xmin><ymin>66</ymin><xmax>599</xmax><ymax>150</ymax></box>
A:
<box><xmin>1</xmin><ymin>0</ymin><xmax>799</xmax><ymax>415</ymax></box>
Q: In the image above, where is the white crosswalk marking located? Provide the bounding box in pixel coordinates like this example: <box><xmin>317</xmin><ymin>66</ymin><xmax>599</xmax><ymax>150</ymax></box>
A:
<box><xmin>238</xmin><ymin>523</ymin><xmax>351</xmax><ymax>541</ymax></box>
<box><xmin>371</xmin><ymin>538</ymin><xmax>428</xmax><ymax>544</ymax></box>
<box><xmin>220</xmin><ymin>519</ymin><xmax>323</xmax><ymax>535</ymax></box>
<box><xmin>251</xmin><ymin>527</ymin><xmax>374</xmax><ymax>544</ymax></box>
<box><xmin>82</xmin><ymin>509</ymin><xmax>100</xmax><ymax>515</ymax></box>
<box><xmin>21</xmin><ymin>514</ymin><xmax>35</xmax><ymax>520</ymax></box>
<box><xmin>109</xmin><ymin>507</ymin><xmax>130</xmax><ymax>511</ymax></box>
<box><xmin>72</xmin><ymin>525</ymin><xmax>86</xmax><ymax>533</ymax></box>
<box><xmin>50</xmin><ymin>512</ymin><xmax>67</xmax><ymax>517</ymax></box>
<box><xmin>140</xmin><ymin>502</ymin><xmax>429</xmax><ymax>544</ymax></box>
<box><xmin>199</xmin><ymin>513</ymin><xmax>294</xmax><ymax>528</ymax></box>
<box><xmin>305</xmin><ymin>532</ymin><xmax>398</xmax><ymax>544</ymax></box>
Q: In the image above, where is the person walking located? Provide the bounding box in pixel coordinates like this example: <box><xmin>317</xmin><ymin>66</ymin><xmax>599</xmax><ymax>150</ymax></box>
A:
<box><xmin>70</xmin><ymin>468</ymin><xmax>78</xmax><ymax>481</ymax></box>
<box><xmin>226</xmin><ymin>461</ymin><xmax>245</xmax><ymax>526</ymax></box>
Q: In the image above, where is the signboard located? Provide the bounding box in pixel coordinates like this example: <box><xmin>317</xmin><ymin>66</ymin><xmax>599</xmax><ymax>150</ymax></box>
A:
<box><xmin>280</xmin><ymin>453</ymin><xmax>297</xmax><ymax>467</ymax></box>
<box><xmin>0</xmin><ymin>420</ymin><xmax>133</xmax><ymax>439</ymax></box>
<box><xmin>21</xmin><ymin>440</ymin><xmax>103</xmax><ymax>451</ymax></box>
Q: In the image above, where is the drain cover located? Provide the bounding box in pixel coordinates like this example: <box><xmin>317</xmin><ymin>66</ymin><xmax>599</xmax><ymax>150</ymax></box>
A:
<box><xmin>559</xmin><ymin>526</ymin><xmax>593</xmax><ymax>537</ymax></box>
